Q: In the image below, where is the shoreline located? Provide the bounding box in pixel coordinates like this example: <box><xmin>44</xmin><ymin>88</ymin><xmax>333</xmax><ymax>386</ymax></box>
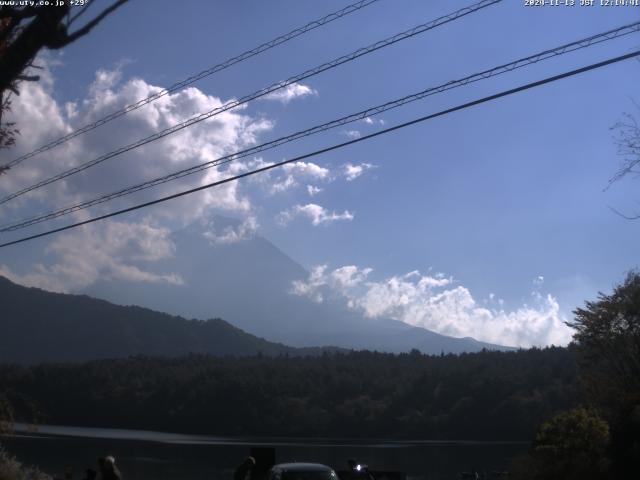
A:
<box><xmin>12</xmin><ymin>423</ymin><xmax>530</xmax><ymax>448</ymax></box>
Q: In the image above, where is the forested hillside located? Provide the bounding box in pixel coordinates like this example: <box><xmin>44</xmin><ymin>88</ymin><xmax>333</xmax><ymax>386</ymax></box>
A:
<box><xmin>0</xmin><ymin>276</ymin><xmax>339</xmax><ymax>363</ymax></box>
<box><xmin>0</xmin><ymin>347</ymin><xmax>579</xmax><ymax>440</ymax></box>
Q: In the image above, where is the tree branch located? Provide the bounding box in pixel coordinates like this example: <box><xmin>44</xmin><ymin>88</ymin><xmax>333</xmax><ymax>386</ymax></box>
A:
<box><xmin>67</xmin><ymin>0</ymin><xmax>98</xmax><ymax>28</ymax></box>
<box><xmin>0</xmin><ymin>6</ymin><xmax>39</xmax><ymax>22</ymax></box>
<box><xmin>47</xmin><ymin>0</ymin><xmax>129</xmax><ymax>48</ymax></box>
<box><xmin>0</xmin><ymin>6</ymin><xmax>69</xmax><ymax>93</ymax></box>
<box><xmin>0</xmin><ymin>1</ymin><xmax>129</xmax><ymax>93</ymax></box>
<box><xmin>608</xmin><ymin>205</ymin><xmax>640</xmax><ymax>221</ymax></box>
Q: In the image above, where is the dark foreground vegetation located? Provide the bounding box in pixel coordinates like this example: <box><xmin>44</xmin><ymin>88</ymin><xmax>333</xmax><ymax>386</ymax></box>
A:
<box><xmin>1</xmin><ymin>271</ymin><xmax>639</xmax><ymax>480</ymax></box>
<box><xmin>509</xmin><ymin>272</ymin><xmax>640</xmax><ymax>480</ymax></box>
<box><xmin>0</xmin><ymin>447</ymin><xmax>49</xmax><ymax>480</ymax></box>
<box><xmin>1</xmin><ymin>347</ymin><xmax>577</xmax><ymax>440</ymax></box>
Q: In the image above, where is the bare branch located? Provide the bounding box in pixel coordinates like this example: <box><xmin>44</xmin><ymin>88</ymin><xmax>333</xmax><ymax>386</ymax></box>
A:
<box><xmin>48</xmin><ymin>0</ymin><xmax>129</xmax><ymax>48</ymax></box>
<box><xmin>607</xmin><ymin>102</ymin><xmax>640</xmax><ymax>188</ymax></box>
<box><xmin>67</xmin><ymin>1</ymin><xmax>98</xmax><ymax>28</ymax></box>
<box><xmin>0</xmin><ymin>2</ymin><xmax>128</xmax><ymax>92</ymax></box>
<box><xmin>0</xmin><ymin>6</ymin><xmax>39</xmax><ymax>21</ymax></box>
<box><xmin>608</xmin><ymin>205</ymin><xmax>640</xmax><ymax>221</ymax></box>
<box><xmin>0</xmin><ymin>6</ymin><xmax>69</xmax><ymax>92</ymax></box>
<box><xmin>16</xmin><ymin>74</ymin><xmax>40</xmax><ymax>82</ymax></box>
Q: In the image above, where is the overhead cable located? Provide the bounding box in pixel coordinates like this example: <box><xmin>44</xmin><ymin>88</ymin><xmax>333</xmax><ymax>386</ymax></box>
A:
<box><xmin>0</xmin><ymin>0</ymin><xmax>502</xmax><ymax>205</ymax></box>
<box><xmin>1</xmin><ymin>0</ymin><xmax>382</xmax><ymax>169</ymax></box>
<box><xmin>1</xmin><ymin>48</ymin><xmax>637</xmax><ymax>249</ymax></box>
<box><xmin>2</xmin><ymin>20</ymin><xmax>638</xmax><ymax>233</ymax></box>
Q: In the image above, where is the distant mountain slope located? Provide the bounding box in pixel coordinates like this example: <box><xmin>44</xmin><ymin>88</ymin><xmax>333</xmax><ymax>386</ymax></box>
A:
<box><xmin>81</xmin><ymin>219</ymin><xmax>513</xmax><ymax>354</ymax></box>
<box><xmin>1</xmin><ymin>218</ymin><xmax>512</xmax><ymax>360</ymax></box>
<box><xmin>0</xmin><ymin>276</ymin><xmax>339</xmax><ymax>364</ymax></box>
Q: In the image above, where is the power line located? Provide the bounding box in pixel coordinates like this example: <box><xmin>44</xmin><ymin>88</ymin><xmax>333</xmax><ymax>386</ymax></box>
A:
<box><xmin>1</xmin><ymin>48</ymin><xmax>637</xmax><ymax>250</ymax></box>
<box><xmin>1</xmin><ymin>0</ymin><xmax>382</xmax><ymax>170</ymax></box>
<box><xmin>2</xmin><ymin>20</ymin><xmax>638</xmax><ymax>233</ymax></box>
<box><xmin>0</xmin><ymin>0</ymin><xmax>502</xmax><ymax>206</ymax></box>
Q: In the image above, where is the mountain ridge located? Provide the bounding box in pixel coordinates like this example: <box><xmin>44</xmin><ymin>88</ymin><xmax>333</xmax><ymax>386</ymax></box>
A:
<box><xmin>77</xmin><ymin>220</ymin><xmax>512</xmax><ymax>353</ymax></box>
<box><xmin>1</xmin><ymin>218</ymin><xmax>514</xmax><ymax>358</ymax></box>
<box><xmin>0</xmin><ymin>275</ymin><xmax>344</xmax><ymax>364</ymax></box>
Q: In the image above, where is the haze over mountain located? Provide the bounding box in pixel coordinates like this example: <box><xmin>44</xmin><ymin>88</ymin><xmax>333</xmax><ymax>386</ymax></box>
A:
<box><xmin>0</xmin><ymin>275</ymin><xmax>343</xmax><ymax>364</ymax></box>
<box><xmin>77</xmin><ymin>217</ymin><xmax>510</xmax><ymax>354</ymax></box>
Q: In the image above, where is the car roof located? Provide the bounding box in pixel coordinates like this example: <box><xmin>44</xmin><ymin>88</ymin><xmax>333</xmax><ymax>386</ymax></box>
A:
<box><xmin>273</xmin><ymin>463</ymin><xmax>335</xmax><ymax>472</ymax></box>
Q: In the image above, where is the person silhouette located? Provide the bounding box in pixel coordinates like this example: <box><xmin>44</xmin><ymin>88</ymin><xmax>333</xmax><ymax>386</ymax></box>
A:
<box><xmin>98</xmin><ymin>456</ymin><xmax>121</xmax><ymax>480</ymax></box>
<box><xmin>234</xmin><ymin>456</ymin><xmax>256</xmax><ymax>480</ymax></box>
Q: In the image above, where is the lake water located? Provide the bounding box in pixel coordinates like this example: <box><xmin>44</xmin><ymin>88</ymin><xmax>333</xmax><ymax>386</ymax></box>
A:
<box><xmin>2</xmin><ymin>424</ymin><xmax>530</xmax><ymax>480</ymax></box>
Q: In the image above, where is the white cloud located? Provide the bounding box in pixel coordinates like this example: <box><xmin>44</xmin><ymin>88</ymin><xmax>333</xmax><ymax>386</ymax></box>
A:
<box><xmin>278</xmin><ymin>203</ymin><xmax>354</xmax><ymax>226</ymax></box>
<box><xmin>290</xmin><ymin>265</ymin><xmax>573</xmax><ymax>348</ymax></box>
<box><xmin>0</xmin><ymin>63</ymin><xmax>283</xmax><ymax>291</ymax></box>
<box><xmin>202</xmin><ymin>216</ymin><xmax>258</xmax><ymax>245</ymax></box>
<box><xmin>1</xmin><ymin>64</ymin><xmax>274</xmax><ymax>225</ymax></box>
<box><xmin>267</xmin><ymin>162</ymin><xmax>330</xmax><ymax>194</ymax></box>
<box><xmin>282</xmin><ymin>161</ymin><xmax>329</xmax><ymax>179</ymax></box>
<box><xmin>307</xmin><ymin>185</ymin><xmax>323</xmax><ymax>196</ymax></box>
<box><xmin>0</xmin><ymin>264</ymin><xmax>69</xmax><ymax>294</ymax></box>
<box><xmin>342</xmin><ymin>130</ymin><xmax>361</xmax><ymax>139</ymax></box>
<box><xmin>290</xmin><ymin>265</ymin><xmax>327</xmax><ymax>303</ymax></box>
<box><xmin>0</xmin><ymin>220</ymin><xmax>184</xmax><ymax>292</ymax></box>
<box><xmin>263</xmin><ymin>158</ymin><xmax>373</xmax><ymax>196</ymax></box>
<box><xmin>270</xmin><ymin>175</ymin><xmax>297</xmax><ymax>194</ymax></box>
<box><xmin>343</xmin><ymin>162</ymin><xmax>375</xmax><ymax>181</ymax></box>
<box><xmin>331</xmin><ymin>265</ymin><xmax>373</xmax><ymax>288</ymax></box>
<box><xmin>361</xmin><ymin>116</ymin><xmax>385</xmax><ymax>126</ymax></box>
<box><xmin>262</xmin><ymin>83</ymin><xmax>317</xmax><ymax>104</ymax></box>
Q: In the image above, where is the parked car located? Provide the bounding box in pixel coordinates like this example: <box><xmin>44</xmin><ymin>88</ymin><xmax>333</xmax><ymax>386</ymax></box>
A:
<box><xmin>267</xmin><ymin>463</ymin><xmax>340</xmax><ymax>480</ymax></box>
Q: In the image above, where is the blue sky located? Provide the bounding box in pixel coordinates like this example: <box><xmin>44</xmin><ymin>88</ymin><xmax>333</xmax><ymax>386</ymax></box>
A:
<box><xmin>0</xmin><ymin>0</ymin><xmax>639</xmax><ymax>346</ymax></box>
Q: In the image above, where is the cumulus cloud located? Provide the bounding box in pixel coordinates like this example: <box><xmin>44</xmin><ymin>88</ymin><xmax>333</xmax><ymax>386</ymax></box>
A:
<box><xmin>267</xmin><ymin>158</ymin><xmax>371</xmax><ymax>200</ymax></box>
<box><xmin>290</xmin><ymin>265</ymin><xmax>373</xmax><ymax>304</ymax></box>
<box><xmin>307</xmin><ymin>185</ymin><xmax>323</xmax><ymax>196</ymax></box>
<box><xmin>262</xmin><ymin>83</ymin><xmax>317</xmax><ymax>104</ymax></box>
<box><xmin>1</xmin><ymin>63</ymin><xmax>275</xmax><ymax>226</ymax></box>
<box><xmin>361</xmin><ymin>116</ymin><xmax>385</xmax><ymax>126</ymax></box>
<box><xmin>0</xmin><ymin>264</ymin><xmax>69</xmax><ymax>294</ymax></box>
<box><xmin>343</xmin><ymin>162</ymin><xmax>375</xmax><ymax>181</ymax></box>
<box><xmin>331</xmin><ymin>265</ymin><xmax>374</xmax><ymax>289</ymax></box>
<box><xmin>0</xmin><ymin>62</ymin><xmax>282</xmax><ymax>291</ymax></box>
<box><xmin>250</xmin><ymin>156</ymin><xmax>372</xmax><ymax>199</ymax></box>
<box><xmin>270</xmin><ymin>175</ymin><xmax>297</xmax><ymax>194</ymax></box>
<box><xmin>283</xmin><ymin>161</ymin><xmax>330</xmax><ymax>179</ymax></box>
<box><xmin>0</xmin><ymin>220</ymin><xmax>183</xmax><ymax>292</ymax></box>
<box><xmin>342</xmin><ymin>130</ymin><xmax>361</xmax><ymax>139</ymax></box>
<box><xmin>268</xmin><ymin>161</ymin><xmax>330</xmax><ymax>194</ymax></box>
<box><xmin>202</xmin><ymin>216</ymin><xmax>258</xmax><ymax>245</ymax></box>
<box><xmin>290</xmin><ymin>265</ymin><xmax>328</xmax><ymax>303</ymax></box>
<box><xmin>278</xmin><ymin>203</ymin><xmax>354</xmax><ymax>226</ymax></box>
<box><xmin>290</xmin><ymin>266</ymin><xmax>573</xmax><ymax>348</ymax></box>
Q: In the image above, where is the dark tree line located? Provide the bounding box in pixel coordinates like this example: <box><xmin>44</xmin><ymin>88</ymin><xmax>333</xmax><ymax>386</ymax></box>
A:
<box><xmin>1</xmin><ymin>269</ymin><xmax>638</xmax><ymax>478</ymax></box>
<box><xmin>510</xmin><ymin>271</ymin><xmax>640</xmax><ymax>479</ymax></box>
<box><xmin>0</xmin><ymin>347</ymin><xmax>579</xmax><ymax>440</ymax></box>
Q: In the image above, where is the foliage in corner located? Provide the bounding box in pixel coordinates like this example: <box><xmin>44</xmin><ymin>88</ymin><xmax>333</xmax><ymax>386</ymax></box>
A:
<box><xmin>511</xmin><ymin>271</ymin><xmax>640</xmax><ymax>479</ymax></box>
<box><xmin>509</xmin><ymin>408</ymin><xmax>610</xmax><ymax>480</ymax></box>
<box><xmin>0</xmin><ymin>447</ymin><xmax>51</xmax><ymax>480</ymax></box>
<box><xmin>0</xmin><ymin>394</ymin><xmax>13</xmax><ymax>436</ymax></box>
